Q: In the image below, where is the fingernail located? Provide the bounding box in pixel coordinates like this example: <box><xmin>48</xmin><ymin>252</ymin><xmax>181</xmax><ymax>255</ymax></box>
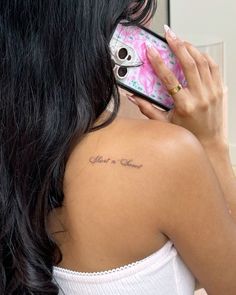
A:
<box><xmin>146</xmin><ymin>41</ymin><xmax>153</xmax><ymax>49</ymax></box>
<box><xmin>164</xmin><ymin>24</ymin><xmax>177</xmax><ymax>40</ymax></box>
<box><xmin>145</xmin><ymin>42</ymin><xmax>160</xmax><ymax>58</ymax></box>
<box><xmin>126</xmin><ymin>94</ymin><xmax>138</xmax><ymax>105</ymax></box>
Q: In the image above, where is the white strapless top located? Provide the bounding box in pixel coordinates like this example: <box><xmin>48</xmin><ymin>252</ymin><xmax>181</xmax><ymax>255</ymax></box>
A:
<box><xmin>53</xmin><ymin>241</ymin><xmax>196</xmax><ymax>294</ymax></box>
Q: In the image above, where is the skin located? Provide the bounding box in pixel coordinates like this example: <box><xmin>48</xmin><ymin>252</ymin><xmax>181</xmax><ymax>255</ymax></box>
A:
<box><xmin>49</xmin><ymin>28</ymin><xmax>236</xmax><ymax>295</ymax></box>
<box><xmin>50</xmin><ymin>117</ymin><xmax>170</xmax><ymax>272</ymax></box>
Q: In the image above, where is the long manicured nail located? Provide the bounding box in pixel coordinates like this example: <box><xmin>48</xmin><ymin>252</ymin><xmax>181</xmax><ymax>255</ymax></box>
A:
<box><xmin>145</xmin><ymin>42</ymin><xmax>160</xmax><ymax>58</ymax></box>
<box><xmin>146</xmin><ymin>41</ymin><xmax>153</xmax><ymax>49</ymax></box>
<box><xmin>164</xmin><ymin>24</ymin><xmax>177</xmax><ymax>40</ymax></box>
<box><xmin>126</xmin><ymin>94</ymin><xmax>138</xmax><ymax>105</ymax></box>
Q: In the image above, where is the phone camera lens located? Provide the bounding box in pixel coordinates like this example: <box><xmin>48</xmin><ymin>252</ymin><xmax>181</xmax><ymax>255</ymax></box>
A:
<box><xmin>118</xmin><ymin>48</ymin><xmax>128</xmax><ymax>60</ymax></box>
<box><xmin>127</xmin><ymin>55</ymin><xmax>131</xmax><ymax>61</ymax></box>
<box><xmin>117</xmin><ymin>66</ymin><xmax>128</xmax><ymax>78</ymax></box>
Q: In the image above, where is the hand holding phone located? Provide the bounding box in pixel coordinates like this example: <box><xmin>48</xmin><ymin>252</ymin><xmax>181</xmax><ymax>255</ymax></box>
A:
<box><xmin>128</xmin><ymin>26</ymin><xmax>226</xmax><ymax>149</ymax></box>
<box><xmin>110</xmin><ymin>22</ymin><xmax>187</xmax><ymax>111</ymax></box>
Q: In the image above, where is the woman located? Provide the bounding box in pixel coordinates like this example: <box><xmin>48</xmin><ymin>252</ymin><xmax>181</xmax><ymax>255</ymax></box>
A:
<box><xmin>0</xmin><ymin>0</ymin><xmax>235</xmax><ymax>294</ymax></box>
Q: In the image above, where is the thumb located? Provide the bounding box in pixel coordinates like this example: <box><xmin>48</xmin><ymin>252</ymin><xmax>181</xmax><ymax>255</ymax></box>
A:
<box><xmin>127</xmin><ymin>94</ymin><xmax>170</xmax><ymax>123</ymax></box>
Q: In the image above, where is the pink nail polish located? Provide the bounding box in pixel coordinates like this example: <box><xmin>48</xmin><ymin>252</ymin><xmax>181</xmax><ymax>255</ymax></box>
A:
<box><xmin>126</xmin><ymin>95</ymin><xmax>137</xmax><ymax>105</ymax></box>
<box><xmin>146</xmin><ymin>44</ymin><xmax>160</xmax><ymax>58</ymax></box>
<box><xmin>146</xmin><ymin>41</ymin><xmax>153</xmax><ymax>49</ymax></box>
<box><xmin>164</xmin><ymin>24</ymin><xmax>177</xmax><ymax>40</ymax></box>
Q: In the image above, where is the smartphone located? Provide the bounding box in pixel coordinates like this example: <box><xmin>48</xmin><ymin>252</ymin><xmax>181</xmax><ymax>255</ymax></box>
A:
<box><xmin>110</xmin><ymin>22</ymin><xmax>187</xmax><ymax>111</ymax></box>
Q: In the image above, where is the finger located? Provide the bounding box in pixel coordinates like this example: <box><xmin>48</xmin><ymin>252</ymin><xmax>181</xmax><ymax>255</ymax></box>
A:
<box><xmin>146</xmin><ymin>45</ymin><xmax>188</xmax><ymax>108</ymax></box>
<box><xmin>202</xmin><ymin>53</ymin><xmax>224</xmax><ymax>102</ymax></box>
<box><xmin>202</xmin><ymin>53</ymin><xmax>223</xmax><ymax>86</ymax></box>
<box><xmin>150</xmin><ymin>103</ymin><xmax>171</xmax><ymax>122</ymax></box>
<box><xmin>164</xmin><ymin>26</ymin><xmax>202</xmax><ymax>91</ymax></box>
<box><xmin>184</xmin><ymin>42</ymin><xmax>213</xmax><ymax>87</ymax></box>
<box><xmin>127</xmin><ymin>95</ymin><xmax>169</xmax><ymax>122</ymax></box>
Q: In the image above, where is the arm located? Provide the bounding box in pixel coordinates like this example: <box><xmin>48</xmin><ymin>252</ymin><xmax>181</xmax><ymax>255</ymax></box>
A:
<box><xmin>152</xmin><ymin>128</ymin><xmax>236</xmax><ymax>295</ymax></box>
<box><xmin>201</xmin><ymin>138</ymin><xmax>236</xmax><ymax>218</ymax></box>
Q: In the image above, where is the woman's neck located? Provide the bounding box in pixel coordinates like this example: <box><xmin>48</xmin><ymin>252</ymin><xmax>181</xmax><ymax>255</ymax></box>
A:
<box><xmin>93</xmin><ymin>110</ymin><xmax>112</xmax><ymax>128</ymax></box>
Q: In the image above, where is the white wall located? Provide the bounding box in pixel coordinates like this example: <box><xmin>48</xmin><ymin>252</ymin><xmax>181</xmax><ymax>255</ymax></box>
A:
<box><xmin>170</xmin><ymin>0</ymin><xmax>236</xmax><ymax>164</ymax></box>
<box><xmin>151</xmin><ymin>0</ymin><xmax>169</xmax><ymax>35</ymax></box>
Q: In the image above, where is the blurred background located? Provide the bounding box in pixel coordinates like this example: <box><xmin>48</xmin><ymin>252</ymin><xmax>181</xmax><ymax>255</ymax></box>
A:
<box><xmin>169</xmin><ymin>0</ymin><xmax>236</xmax><ymax>169</ymax></box>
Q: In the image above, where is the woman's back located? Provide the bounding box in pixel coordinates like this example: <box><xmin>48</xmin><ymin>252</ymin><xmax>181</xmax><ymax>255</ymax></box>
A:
<box><xmin>50</xmin><ymin>116</ymin><xmax>170</xmax><ymax>271</ymax></box>
<box><xmin>50</xmin><ymin>114</ymin><xmax>196</xmax><ymax>294</ymax></box>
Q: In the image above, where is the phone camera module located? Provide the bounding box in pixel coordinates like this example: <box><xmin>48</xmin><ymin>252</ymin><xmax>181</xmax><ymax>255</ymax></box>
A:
<box><xmin>117</xmin><ymin>66</ymin><xmax>128</xmax><ymax>79</ymax></box>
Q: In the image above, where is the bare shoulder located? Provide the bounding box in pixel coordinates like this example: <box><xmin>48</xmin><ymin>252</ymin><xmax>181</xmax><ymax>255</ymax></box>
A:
<box><xmin>76</xmin><ymin>116</ymin><xmax>208</xmax><ymax>198</ymax></box>
<box><xmin>126</xmin><ymin>119</ymin><xmax>236</xmax><ymax>294</ymax></box>
<box><xmin>112</xmin><ymin>116</ymin><xmax>223</xmax><ymax>220</ymax></box>
<box><xmin>113</xmin><ymin>117</ymin><xmax>204</xmax><ymax>161</ymax></box>
<box><xmin>71</xmin><ymin>116</ymin><xmax>208</xmax><ymax>229</ymax></box>
<box><xmin>107</xmin><ymin>117</ymin><xmax>209</xmax><ymax>201</ymax></box>
<box><xmin>115</xmin><ymin>116</ymin><xmax>199</xmax><ymax>143</ymax></box>
<box><xmin>121</xmin><ymin>117</ymin><xmax>222</xmax><ymax>209</ymax></box>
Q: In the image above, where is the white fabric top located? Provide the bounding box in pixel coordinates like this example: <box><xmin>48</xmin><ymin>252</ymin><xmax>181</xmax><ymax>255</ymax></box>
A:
<box><xmin>53</xmin><ymin>241</ymin><xmax>196</xmax><ymax>294</ymax></box>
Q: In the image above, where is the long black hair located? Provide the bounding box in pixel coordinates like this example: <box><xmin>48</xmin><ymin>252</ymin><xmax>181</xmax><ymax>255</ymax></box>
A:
<box><xmin>0</xmin><ymin>1</ymin><xmax>157</xmax><ymax>293</ymax></box>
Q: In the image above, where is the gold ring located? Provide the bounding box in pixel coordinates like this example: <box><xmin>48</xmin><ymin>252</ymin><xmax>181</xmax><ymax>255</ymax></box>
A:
<box><xmin>168</xmin><ymin>84</ymin><xmax>183</xmax><ymax>96</ymax></box>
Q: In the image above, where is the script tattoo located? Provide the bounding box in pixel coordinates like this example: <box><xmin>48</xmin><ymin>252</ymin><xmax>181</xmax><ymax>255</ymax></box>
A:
<box><xmin>89</xmin><ymin>155</ymin><xmax>143</xmax><ymax>169</ymax></box>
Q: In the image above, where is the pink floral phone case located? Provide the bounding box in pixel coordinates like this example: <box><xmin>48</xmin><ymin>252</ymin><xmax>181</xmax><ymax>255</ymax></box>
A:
<box><xmin>110</xmin><ymin>23</ymin><xmax>187</xmax><ymax>111</ymax></box>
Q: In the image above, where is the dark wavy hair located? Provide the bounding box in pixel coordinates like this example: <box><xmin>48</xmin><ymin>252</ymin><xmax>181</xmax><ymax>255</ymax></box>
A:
<box><xmin>0</xmin><ymin>0</ymin><xmax>157</xmax><ymax>293</ymax></box>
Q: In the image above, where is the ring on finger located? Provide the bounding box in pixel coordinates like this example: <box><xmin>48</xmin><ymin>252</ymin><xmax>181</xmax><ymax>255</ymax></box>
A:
<box><xmin>168</xmin><ymin>84</ymin><xmax>183</xmax><ymax>96</ymax></box>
